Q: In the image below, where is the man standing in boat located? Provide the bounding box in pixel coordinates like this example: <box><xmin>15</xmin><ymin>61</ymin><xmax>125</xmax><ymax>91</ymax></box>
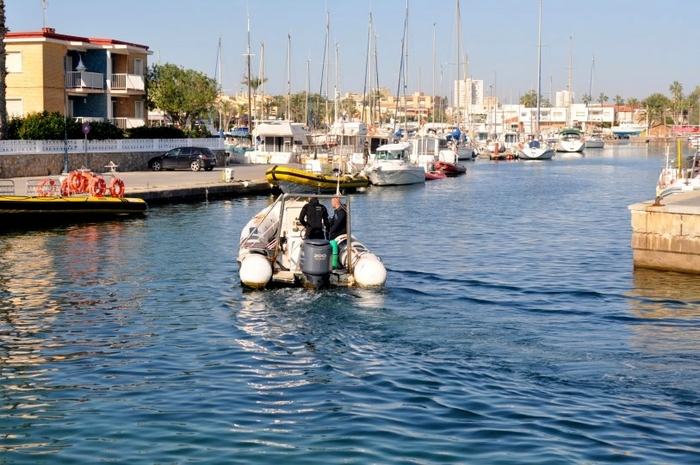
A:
<box><xmin>328</xmin><ymin>197</ymin><xmax>347</xmax><ymax>240</ymax></box>
<box><xmin>299</xmin><ymin>197</ymin><xmax>330</xmax><ymax>240</ymax></box>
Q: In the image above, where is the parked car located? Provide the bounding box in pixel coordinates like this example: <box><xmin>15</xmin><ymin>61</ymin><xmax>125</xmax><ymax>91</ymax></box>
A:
<box><xmin>148</xmin><ymin>147</ymin><xmax>217</xmax><ymax>171</ymax></box>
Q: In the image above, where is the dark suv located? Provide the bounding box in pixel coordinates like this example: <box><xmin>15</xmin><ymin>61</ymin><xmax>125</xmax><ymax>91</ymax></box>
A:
<box><xmin>148</xmin><ymin>147</ymin><xmax>217</xmax><ymax>171</ymax></box>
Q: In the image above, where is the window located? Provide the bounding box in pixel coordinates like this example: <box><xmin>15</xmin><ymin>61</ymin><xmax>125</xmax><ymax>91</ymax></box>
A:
<box><xmin>134</xmin><ymin>100</ymin><xmax>144</xmax><ymax>119</ymax></box>
<box><xmin>6</xmin><ymin>51</ymin><xmax>22</xmax><ymax>73</ymax></box>
<box><xmin>134</xmin><ymin>58</ymin><xmax>143</xmax><ymax>75</ymax></box>
<box><xmin>7</xmin><ymin>98</ymin><xmax>23</xmax><ymax>116</ymax></box>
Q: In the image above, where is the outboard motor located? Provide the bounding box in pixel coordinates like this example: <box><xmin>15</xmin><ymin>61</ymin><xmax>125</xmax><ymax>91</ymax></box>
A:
<box><xmin>300</xmin><ymin>238</ymin><xmax>332</xmax><ymax>289</ymax></box>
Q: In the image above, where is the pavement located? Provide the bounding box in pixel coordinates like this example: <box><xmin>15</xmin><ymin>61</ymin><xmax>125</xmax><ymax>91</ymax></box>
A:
<box><xmin>3</xmin><ymin>164</ymin><xmax>274</xmax><ymax>197</ymax></box>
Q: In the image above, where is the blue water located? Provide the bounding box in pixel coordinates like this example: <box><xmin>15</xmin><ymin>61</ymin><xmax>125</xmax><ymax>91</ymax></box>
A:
<box><xmin>3</xmin><ymin>144</ymin><xmax>700</xmax><ymax>464</ymax></box>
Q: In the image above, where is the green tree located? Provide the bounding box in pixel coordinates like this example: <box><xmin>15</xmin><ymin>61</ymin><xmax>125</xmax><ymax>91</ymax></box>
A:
<box><xmin>597</xmin><ymin>92</ymin><xmax>608</xmax><ymax>105</ymax></box>
<box><xmin>147</xmin><ymin>63</ymin><xmax>219</xmax><ymax>128</ymax></box>
<box><xmin>626</xmin><ymin>98</ymin><xmax>640</xmax><ymax>109</ymax></box>
<box><xmin>582</xmin><ymin>93</ymin><xmax>592</xmax><ymax>106</ymax></box>
<box><xmin>0</xmin><ymin>1</ymin><xmax>7</xmax><ymax>139</ymax></box>
<box><xmin>520</xmin><ymin>90</ymin><xmax>539</xmax><ymax>108</ymax></box>
<box><xmin>669</xmin><ymin>80</ymin><xmax>684</xmax><ymax>124</ymax></box>
<box><xmin>614</xmin><ymin>95</ymin><xmax>624</xmax><ymax>106</ymax></box>
<box><xmin>642</xmin><ymin>93</ymin><xmax>671</xmax><ymax>128</ymax></box>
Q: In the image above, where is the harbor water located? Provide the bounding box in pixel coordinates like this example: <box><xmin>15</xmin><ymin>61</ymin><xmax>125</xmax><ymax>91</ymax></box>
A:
<box><xmin>3</xmin><ymin>144</ymin><xmax>700</xmax><ymax>464</ymax></box>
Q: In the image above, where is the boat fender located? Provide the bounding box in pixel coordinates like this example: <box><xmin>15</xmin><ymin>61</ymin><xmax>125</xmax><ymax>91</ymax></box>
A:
<box><xmin>353</xmin><ymin>255</ymin><xmax>387</xmax><ymax>287</ymax></box>
<box><xmin>110</xmin><ymin>178</ymin><xmax>125</xmax><ymax>198</ymax></box>
<box><xmin>330</xmin><ymin>239</ymin><xmax>339</xmax><ymax>269</ymax></box>
<box><xmin>239</xmin><ymin>253</ymin><xmax>273</xmax><ymax>289</ymax></box>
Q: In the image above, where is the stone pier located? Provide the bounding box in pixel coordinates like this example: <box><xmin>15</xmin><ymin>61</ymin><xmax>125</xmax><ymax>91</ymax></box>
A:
<box><xmin>629</xmin><ymin>191</ymin><xmax>700</xmax><ymax>274</ymax></box>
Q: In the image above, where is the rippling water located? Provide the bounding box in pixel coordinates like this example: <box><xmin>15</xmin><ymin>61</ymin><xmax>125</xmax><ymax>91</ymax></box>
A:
<box><xmin>3</xmin><ymin>145</ymin><xmax>700</xmax><ymax>464</ymax></box>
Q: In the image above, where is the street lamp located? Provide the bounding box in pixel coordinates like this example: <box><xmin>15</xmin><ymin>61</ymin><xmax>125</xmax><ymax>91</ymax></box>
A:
<box><xmin>62</xmin><ymin>52</ymin><xmax>69</xmax><ymax>174</ymax></box>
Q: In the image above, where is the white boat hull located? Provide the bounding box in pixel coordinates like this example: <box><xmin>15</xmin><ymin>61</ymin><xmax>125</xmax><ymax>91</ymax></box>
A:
<box><xmin>556</xmin><ymin>139</ymin><xmax>585</xmax><ymax>153</ymax></box>
<box><xmin>366</xmin><ymin>163</ymin><xmax>426</xmax><ymax>186</ymax></box>
<box><xmin>518</xmin><ymin>146</ymin><xmax>555</xmax><ymax>160</ymax></box>
<box><xmin>584</xmin><ymin>138</ymin><xmax>605</xmax><ymax>149</ymax></box>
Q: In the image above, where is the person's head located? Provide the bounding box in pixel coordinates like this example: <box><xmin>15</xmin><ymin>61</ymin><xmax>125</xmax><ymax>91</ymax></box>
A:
<box><xmin>331</xmin><ymin>197</ymin><xmax>341</xmax><ymax>209</ymax></box>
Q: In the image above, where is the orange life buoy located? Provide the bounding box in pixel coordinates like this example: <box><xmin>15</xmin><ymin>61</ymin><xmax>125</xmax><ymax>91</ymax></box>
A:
<box><xmin>368</xmin><ymin>126</ymin><xmax>377</xmax><ymax>136</ymax></box>
<box><xmin>60</xmin><ymin>178</ymin><xmax>70</xmax><ymax>196</ymax></box>
<box><xmin>69</xmin><ymin>171</ymin><xmax>87</xmax><ymax>193</ymax></box>
<box><xmin>89</xmin><ymin>176</ymin><xmax>107</xmax><ymax>197</ymax></box>
<box><xmin>36</xmin><ymin>179</ymin><xmax>56</xmax><ymax>197</ymax></box>
<box><xmin>109</xmin><ymin>178</ymin><xmax>125</xmax><ymax>198</ymax></box>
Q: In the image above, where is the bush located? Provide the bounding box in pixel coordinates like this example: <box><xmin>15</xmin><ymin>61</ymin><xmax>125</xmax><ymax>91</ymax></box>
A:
<box><xmin>15</xmin><ymin>111</ymin><xmax>82</xmax><ymax>140</ymax></box>
<box><xmin>84</xmin><ymin>121</ymin><xmax>124</xmax><ymax>140</ymax></box>
<box><xmin>126</xmin><ymin>125</ymin><xmax>186</xmax><ymax>139</ymax></box>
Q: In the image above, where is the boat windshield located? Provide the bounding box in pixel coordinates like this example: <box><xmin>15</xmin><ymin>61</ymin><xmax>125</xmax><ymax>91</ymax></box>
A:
<box><xmin>376</xmin><ymin>149</ymin><xmax>405</xmax><ymax>161</ymax></box>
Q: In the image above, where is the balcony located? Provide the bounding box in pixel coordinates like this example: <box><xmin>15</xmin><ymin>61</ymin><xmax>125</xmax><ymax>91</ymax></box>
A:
<box><xmin>110</xmin><ymin>117</ymin><xmax>146</xmax><ymax>129</ymax></box>
<box><xmin>111</xmin><ymin>74</ymin><xmax>145</xmax><ymax>92</ymax></box>
<box><xmin>65</xmin><ymin>71</ymin><xmax>105</xmax><ymax>90</ymax></box>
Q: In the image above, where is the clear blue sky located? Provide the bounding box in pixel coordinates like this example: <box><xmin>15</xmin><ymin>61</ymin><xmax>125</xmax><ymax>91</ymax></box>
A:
<box><xmin>7</xmin><ymin>0</ymin><xmax>700</xmax><ymax>105</ymax></box>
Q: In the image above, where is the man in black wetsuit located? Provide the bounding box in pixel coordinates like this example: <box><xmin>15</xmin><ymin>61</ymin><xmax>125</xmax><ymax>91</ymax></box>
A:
<box><xmin>328</xmin><ymin>197</ymin><xmax>347</xmax><ymax>240</ymax></box>
<box><xmin>298</xmin><ymin>197</ymin><xmax>330</xmax><ymax>240</ymax></box>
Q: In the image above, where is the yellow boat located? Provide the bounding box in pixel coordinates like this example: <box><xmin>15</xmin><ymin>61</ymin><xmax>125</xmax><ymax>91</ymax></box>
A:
<box><xmin>266</xmin><ymin>165</ymin><xmax>369</xmax><ymax>194</ymax></box>
<box><xmin>0</xmin><ymin>195</ymin><xmax>147</xmax><ymax>227</ymax></box>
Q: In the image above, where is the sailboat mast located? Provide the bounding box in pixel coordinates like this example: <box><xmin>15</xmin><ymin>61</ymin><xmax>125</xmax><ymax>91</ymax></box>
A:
<box><xmin>455</xmin><ymin>0</ymin><xmax>460</xmax><ymax>128</ymax></box>
<box><xmin>536</xmin><ymin>0</ymin><xmax>542</xmax><ymax>135</ymax></box>
<box><xmin>334</xmin><ymin>43</ymin><xmax>339</xmax><ymax>123</ymax></box>
<box><xmin>246</xmin><ymin>15</ymin><xmax>252</xmax><ymax>134</ymax></box>
<box><xmin>260</xmin><ymin>41</ymin><xmax>265</xmax><ymax>121</ymax></box>
<box><xmin>286</xmin><ymin>34</ymin><xmax>291</xmax><ymax>120</ymax></box>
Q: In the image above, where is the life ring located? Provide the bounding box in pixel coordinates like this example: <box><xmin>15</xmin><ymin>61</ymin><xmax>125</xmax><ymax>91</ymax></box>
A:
<box><xmin>36</xmin><ymin>179</ymin><xmax>56</xmax><ymax>196</ymax></box>
<box><xmin>89</xmin><ymin>176</ymin><xmax>107</xmax><ymax>197</ymax></box>
<box><xmin>69</xmin><ymin>171</ymin><xmax>87</xmax><ymax>193</ymax></box>
<box><xmin>368</xmin><ymin>126</ymin><xmax>377</xmax><ymax>136</ymax></box>
<box><xmin>109</xmin><ymin>178</ymin><xmax>125</xmax><ymax>198</ymax></box>
<box><xmin>60</xmin><ymin>178</ymin><xmax>70</xmax><ymax>196</ymax></box>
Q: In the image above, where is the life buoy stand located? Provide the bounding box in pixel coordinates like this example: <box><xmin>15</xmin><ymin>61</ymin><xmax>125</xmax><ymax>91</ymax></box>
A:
<box><xmin>90</xmin><ymin>176</ymin><xmax>107</xmax><ymax>197</ymax></box>
<box><xmin>368</xmin><ymin>126</ymin><xmax>377</xmax><ymax>136</ymax></box>
<box><xmin>36</xmin><ymin>179</ymin><xmax>56</xmax><ymax>196</ymax></box>
<box><xmin>109</xmin><ymin>178</ymin><xmax>125</xmax><ymax>198</ymax></box>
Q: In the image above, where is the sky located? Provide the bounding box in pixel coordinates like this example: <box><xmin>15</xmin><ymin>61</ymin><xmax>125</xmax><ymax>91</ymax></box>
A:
<box><xmin>6</xmin><ymin>0</ymin><xmax>700</xmax><ymax>105</ymax></box>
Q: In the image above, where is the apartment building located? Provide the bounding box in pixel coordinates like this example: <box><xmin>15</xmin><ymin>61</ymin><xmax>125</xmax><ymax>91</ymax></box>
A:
<box><xmin>5</xmin><ymin>27</ymin><xmax>151</xmax><ymax>129</ymax></box>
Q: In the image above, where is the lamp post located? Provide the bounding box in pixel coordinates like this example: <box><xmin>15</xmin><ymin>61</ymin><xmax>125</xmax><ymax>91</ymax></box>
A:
<box><xmin>62</xmin><ymin>52</ymin><xmax>69</xmax><ymax>174</ymax></box>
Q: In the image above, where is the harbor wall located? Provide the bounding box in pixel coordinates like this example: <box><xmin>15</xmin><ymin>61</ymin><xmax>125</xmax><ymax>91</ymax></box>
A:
<box><xmin>0</xmin><ymin>149</ymin><xmax>228</xmax><ymax>178</ymax></box>
<box><xmin>629</xmin><ymin>193</ymin><xmax>700</xmax><ymax>274</ymax></box>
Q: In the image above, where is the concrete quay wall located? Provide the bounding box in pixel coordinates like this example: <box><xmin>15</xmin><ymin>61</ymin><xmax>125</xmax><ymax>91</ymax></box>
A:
<box><xmin>629</xmin><ymin>192</ymin><xmax>700</xmax><ymax>274</ymax></box>
<box><xmin>0</xmin><ymin>150</ymin><xmax>227</xmax><ymax>178</ymax></box>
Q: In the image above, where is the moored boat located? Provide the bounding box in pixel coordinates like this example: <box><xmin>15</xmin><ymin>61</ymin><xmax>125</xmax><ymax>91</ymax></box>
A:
<box><xmin>0</xmin><ymin>171</ymin><xmax>147</xmax><ymax>228</ymax></box>
<box><xmin>556</xmin><ymin>128</ymin><xmax>585</xmax><ymax>153</ymax></box>
<box><xmin>517</xmin><ymin>138</ymin><xmax>555</xmax><ymax>160</ymax></box>
<box><xmin>265</xmin><ymin>165</ymin><xmax>369</xmax><ymax>194</ymax></box>
<box><xmin>237</xmin><ymin>193</ymin><xmax>386</xmax><ymax>289</ymax></box>
<box><xmin>364</xmin><ymin>142</ymin><xmax>426</xmax><ymax>186</ymax></box>
<box><xmin>434</xmin><ymin>160</ymin><xmax>467</xmax><ymax>176</ymax></box>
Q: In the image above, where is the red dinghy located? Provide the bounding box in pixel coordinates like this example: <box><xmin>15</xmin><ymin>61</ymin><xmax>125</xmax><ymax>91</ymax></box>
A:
<box><xmin>434</xmin><ymin>160</ymin><xmax>467</xmax><ymax>177</ymax></box>
<box><xmin>425</xmin><ymin>170</ymin><xmax>447</xmax><ymax>180</ymax></box>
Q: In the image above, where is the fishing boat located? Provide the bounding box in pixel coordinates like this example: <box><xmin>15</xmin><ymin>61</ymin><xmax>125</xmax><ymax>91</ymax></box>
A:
<box><xmin>656</xmin><ymin>147</ymin><xmax>700</xmax><ymax>197</ymax></box>
<box><xmin>611</xmin><ymin>121</ymin><xmax>646</xmax><ymax>137</ymax></box>
<box><xmin>364</xmin><ymin>142</ymin><xmax>426</xmax><ymax>186</ymax></box>
<box><xmin>0</xmin><ymin>172</ymin><xmax>147</xmax><ymax>226</ymax></box>
<box><xmin>265</xmin><ymin>165</ymin><xmax>369</xmax><ymax>194</ymax></box>
<box><xmin>237</xmin><ymin>193</ymin><xmax>386</xmax><ymax>289</ymax></box>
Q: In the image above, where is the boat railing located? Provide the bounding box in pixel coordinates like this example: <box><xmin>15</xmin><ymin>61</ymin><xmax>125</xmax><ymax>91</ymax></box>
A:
<box><xmin>0</xmin><ymin>179</ymin><xmax>15</xmax><ymax>195</ymax></box>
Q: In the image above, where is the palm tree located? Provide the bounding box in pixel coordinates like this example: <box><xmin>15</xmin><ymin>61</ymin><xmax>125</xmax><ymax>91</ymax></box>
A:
<box><xmin>0</xmin><ymin>1</ymin><xmax>7</xmax><ymax>139</ymax></box>
<box><xmin>581</xmin><ymin>93</ymin><xmax>592</xmax><ymax>106</ymax></box>
<box><xmin>520</xmin><ymin>90</ymin><xmax>539</xmax><ymax>108</ymax></box>
<box><xmin>597</xmin><ymin>92</ymin><xmax>608</xmax><ymax>105</ymax></box>
<box><xmin>614</xmin><ymin>95</ymin><xmax>624</xmax><ymax>106</ymax></box>
<box><xmin>669</xmin><ymin>81</ymin><xmax>683</xmax><ymax>124</ymax></box>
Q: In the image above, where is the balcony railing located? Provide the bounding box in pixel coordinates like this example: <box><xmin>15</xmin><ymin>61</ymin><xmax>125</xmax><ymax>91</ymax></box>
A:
<box><xmin>110</xmin><ymin>117</ymin><xmax>146</xmax><ymax>129</ymax></box>
<box><xmin>65</xmin><ymin>71</ymin><xmax>104</xmax><ymax>90</ymax></box>
<box><xmin>111</xmin><ymin>74</ymin><xmax>145</xmax><ymax>92</ymax></box>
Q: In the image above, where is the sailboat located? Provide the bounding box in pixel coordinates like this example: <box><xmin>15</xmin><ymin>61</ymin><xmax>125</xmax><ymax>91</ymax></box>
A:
<box><xmin>517</xmin><ymin>0</ymin><xmax>555</xmax><ymax>161</ymax></box>
<box><xmin>363</xmin><ymin>0</ymin><xmax>425</xmax><ymax>186</ymax></box>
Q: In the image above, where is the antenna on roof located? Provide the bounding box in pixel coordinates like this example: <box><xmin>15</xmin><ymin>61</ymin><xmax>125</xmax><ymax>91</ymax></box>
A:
<box><xmin>42</xmin><ymin>0</ymin><xmax>49</xmax><ymax>28</ymax></box>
